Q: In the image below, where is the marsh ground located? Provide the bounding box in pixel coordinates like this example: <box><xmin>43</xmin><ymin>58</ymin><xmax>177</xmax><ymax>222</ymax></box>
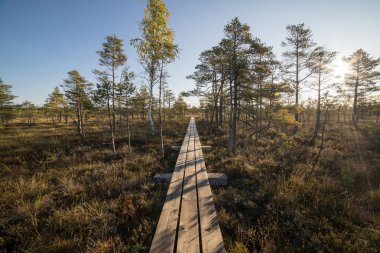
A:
<box><xmin>0</xmin><ymin>117</ymin><xmax>379</xmax><ymax>252</ymax></box>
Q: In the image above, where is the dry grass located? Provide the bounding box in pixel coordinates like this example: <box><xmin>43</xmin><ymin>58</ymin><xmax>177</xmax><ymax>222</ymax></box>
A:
<box><xmin>0</xmin><ymin>118</ymin><xmax>186</xmax><ymax>252</ymax></box>
<box><xmin>197</xmin><ymin>120</ymin><xmax>380</xmax><ymax>252</ymax></box>
<box><xmin>1</xmin><ymin>117</ymin><xmax>380</xmax><ymax>252</ymax></box>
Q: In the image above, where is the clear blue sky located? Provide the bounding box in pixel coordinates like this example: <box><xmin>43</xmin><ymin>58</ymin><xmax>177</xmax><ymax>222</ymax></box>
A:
<box><xmin>1</xmin><ymin>0</ymin><xmax>379</xmax><ymax>106</ymax></box>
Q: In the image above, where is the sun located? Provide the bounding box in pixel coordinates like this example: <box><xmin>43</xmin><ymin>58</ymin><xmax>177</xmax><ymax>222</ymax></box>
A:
<box><xmin>333</xmin><ymin>58</ymin><xmax>349</xmax><ymax>81</ymax></box>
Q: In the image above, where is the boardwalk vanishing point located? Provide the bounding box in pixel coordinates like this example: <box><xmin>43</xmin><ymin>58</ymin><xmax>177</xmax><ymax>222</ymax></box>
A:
<box><xmin>150</xmin><ymin>117</ymin><xmax>225</xmax><ymax>253</ymax></box>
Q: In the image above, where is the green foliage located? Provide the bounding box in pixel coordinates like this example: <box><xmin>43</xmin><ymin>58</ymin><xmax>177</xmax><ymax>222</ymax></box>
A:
<box><xmin>92</xmin><ymin>70</ymin><xmax>112</xmax><ymax>107</ymax></box>
<box><xmin>61</xmin><ymin>70</ymin><xmax>92</xmax><ymax>106</ymax></box>
<box><xmin>282</xmin><ymin>23</ymin><xmax>315</xmax><ymax>60</ymax></box>
<box><xmin>344</xmin><ymin>49</ymin><xmax>380</xmax><ymax>92</ymax></box>
<box><xmin>131</xmin><ymin>87</ymin><xmax>150</xmax><ymax>117</ymax></box>
<box><xmin>0</xmin><ymin>78</ymin><xmax>17</xmax><ymax>124</ymax></box>
<box><xmin>0</xmin><ymin>78</ymin><xmax>16</xmax><ymax>108</ymax></box>
<box><xmin>131</xmin><ymin>0</ymin><xmax>178</xmax><ymax>67</ymax></box>
<box><xmin>131</xmin><ymin>0</ymin><xmax>178</xmax><ymax>137</ymax></box>
<box><xmin>344</xmin><ymin>49</ymin><xmax>380</xmax><ymax>124</ymax></box>
<box><xmin>97</xmin><ymin>35</ymin><xmax>127</xmax><ymax>69</ymax></box>
<box><xmin>172</xmin><ymin>96</ymin><xmax>187</xmax><ymax>116</ymax></box>
<box><xmin>45</xmin><ymin>86</ymin><xmax>67</xmax><ymax>123</ymax></box>
<box><xmin>282</xmin><ymin>23</ymin><xmax>316</xmax><ymax>122</ymax></box>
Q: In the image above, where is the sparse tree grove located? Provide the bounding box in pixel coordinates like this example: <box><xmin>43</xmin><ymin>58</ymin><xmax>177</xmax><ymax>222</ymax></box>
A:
<box><xmin>0</xmin><ymin>14</ymin><xmax>377</xmax><ymax>157</ymax></box>
<box><xmin>1</xmin><ymin>16</ymin><xmax>378</xmax><ymax>155</ymax></box>
<box><xmin>1</xmin><ymin>4</ymin><xmax>380</xmax><ymax>252</ymax></box>
<box><xmin>187</xmin><ymin>17</ymin><xmax>380</xmax><ymax>154</ymax></box>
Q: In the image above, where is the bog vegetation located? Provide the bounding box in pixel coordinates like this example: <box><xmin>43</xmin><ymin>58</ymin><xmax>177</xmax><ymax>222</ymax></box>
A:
<box><xmin>1</xmin><ymin>0</ymin><xmax>380</xmax><ymax>252</ymax></box>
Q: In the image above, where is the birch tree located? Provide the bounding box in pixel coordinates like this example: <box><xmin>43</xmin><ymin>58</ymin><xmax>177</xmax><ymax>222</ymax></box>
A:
<box><xmin>132</xmin><ymin>0</ymin><xmax>178</xmax><ymax>156</ymax></box>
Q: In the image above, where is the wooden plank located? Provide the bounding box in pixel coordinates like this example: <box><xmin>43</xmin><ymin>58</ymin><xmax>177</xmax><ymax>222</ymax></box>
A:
<box><xmin>177</xmin><ymin>118</ymin><xmax>200</xmax><ymax>252</ymax></box>
<box><xmin>150</xmin><ymin>119</ymin><xmax>193</xmax><ymax>253</ymax></box>
<box><xmin>151</xmin><ymin>117</ymin><xmax>224</xmax><ymax>253</ymax></box>
<box><xmin>194</xmin><ymin>124</ymin><xmax>225</xmax><ymax>253</ymax></box>
<box><xmin>172</xmin><ymin>145</ymin><xmax>212</xmax><ymax>152</ymax></box>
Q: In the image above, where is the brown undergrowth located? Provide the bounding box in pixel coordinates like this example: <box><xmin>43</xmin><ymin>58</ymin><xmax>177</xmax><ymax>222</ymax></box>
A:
<box><xmin>1</xmin><ymin>118</ymin><xmax>379</xmax><ymax>252</ymax></box>
<box><xmin>0</xmin><ymin>118</ymin><xmax>186</xmax><ymax>252</ymax></box>
<box><xmin>198</xmin><ymin>120</ymin><xmax>380</xmax><ymax>253</ymax></box>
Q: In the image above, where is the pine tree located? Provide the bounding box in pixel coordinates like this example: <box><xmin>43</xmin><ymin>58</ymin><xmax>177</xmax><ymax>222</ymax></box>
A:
<box><xmin>61</xmin><ymin>70</ymin><xmax>92</xmax><ymax>137</ymax></box>
<box><xmin>132</xmin><ymin>87</ymin><xmax>150</xmax><ymax>119</ymax></box>
<box><xmin>187</xmin><ymin>46</ymin><xmax>227</xmax><ymax>133</ymax></box>
<box><xmin>282</xmin><ymin>23</ymin><xmax>316</xmax><ymax>126</ymax></box>
<box><xmin>173</xmin><ymin>96</ymin><xmax>188</xmax><ymax>119</ymax></box>
<box><xmin>247</xmin><ymin>38</ymin><xmax>278</xmax><ymax>141</ymax></box>
<box><xmin>96</xmin><ymin>35</ymin><xmax>127</xmax><ymax>151</ymax></box>
<box><xmin>118</xmin><ymin>69</ymin><xmax>136</xmax><ymax>151</ymax></box>
<box><xmin>344</xmin><ymin>49</ymin><xmax>380</xmax><ymax>126</ymax></box>
<box><xmin>45</xmin><ymin>86</ymin><xmax>67</xmax><ymax>124</ymax></box>
<box><xmin>223</xmin><ymin>17</ymin><xmax>252</xmax><ymax>154</ymax></box>
<box><xmin>0</xmin><ymin>78</ymin><xmax>16</xmax><ymax>124</ymax></box>
<box><xmin>20</xmin><ymin>100</ymin><xmax>36</xmax><ymax>124</ymax></box>
<box><xmin>93</xmin><ymin>69</ymin><xmax>114</xmax><ymax>147</ymax></box>
<box><xmin>164</xmin><ymin>89</ymin><xmax>175</xmax><ymax>119</ymax></box>
<box><xmin>307</xmin><ymin>46</ymin><xmax>336</xmax><ymax>145</ymax></box>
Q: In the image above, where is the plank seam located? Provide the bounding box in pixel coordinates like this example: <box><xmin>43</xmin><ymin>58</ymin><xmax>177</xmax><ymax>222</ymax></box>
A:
<box><xmin>173</xmin><ymin>122</ymin><xmax>192</xmax><ymax>252</ymax></box>
<box><xmin>195</xmin><ymin>129</ymin><xmax>203</xmax><ymax>253</ymax></box>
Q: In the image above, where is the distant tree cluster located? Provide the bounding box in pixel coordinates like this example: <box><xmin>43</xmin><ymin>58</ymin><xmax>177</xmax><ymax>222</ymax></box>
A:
<box><xmin>187</xmin><ymin>18</ymin><xmax>380</xmax><ymax>154</ymax></box>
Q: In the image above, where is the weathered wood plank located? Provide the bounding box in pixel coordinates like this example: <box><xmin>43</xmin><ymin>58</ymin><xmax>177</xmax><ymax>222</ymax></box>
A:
<box><xmin>177</xmin><ymin>119</ymin><xmax>200</xmax><ymax>253</ymax></box>
<box><xmin>194</xmin><ymin>126</ymin><xmax>225</xmax><ymax>253</ymax></box>
<box><xmin>150</xmin><ymin>120</ymin><xmax>193</xmax><ymax>253</ymax></box>
<box><xmin>171</xmin><ymin>145</ymin><xmax>212</xmax><ymax>151</ymax></box>
<box><xmin>150</xmin><ymin>117</ymin><xmax>224</xmax><ymax>253</ymax></box>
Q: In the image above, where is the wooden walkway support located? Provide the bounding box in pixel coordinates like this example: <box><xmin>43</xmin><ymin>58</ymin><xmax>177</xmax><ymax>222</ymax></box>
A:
<box><xmin>154</xmin><ymin>173</ymin><xmax>228</xmax><ymax>186</ymax></box>
<box><xmin>150</xmin><ymin>117</ymin><xmax>224</xmax><ymax>253</ymax></box>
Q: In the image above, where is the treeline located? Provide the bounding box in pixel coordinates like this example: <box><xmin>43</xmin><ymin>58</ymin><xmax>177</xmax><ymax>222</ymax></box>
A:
<box><xmin>187</xmin><ymin>18</ymin><xmax>380</xmax><ymax>153</ymax></box>
<box><xmin>1</xmin><ymin>13</ymin><xmax>380</xmax><ymax>156</ymax></box>
<box><xmin>0</xmin><ymin>80</ymin><xmax>189</xmax><ymax>126</ymax></box>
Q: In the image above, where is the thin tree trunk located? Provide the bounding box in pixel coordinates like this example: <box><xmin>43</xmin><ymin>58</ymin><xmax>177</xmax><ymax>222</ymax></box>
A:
<box><xmin>294</xmin><ymin>43</ymin><xmax>300</xmax><ymax>133</ymax></box>
<box><xmin>219</xmin><ymin>89</ymin><xmax>223</xmax><ymax>127</ymax></box>
<box><xmin>107</xmin><ymin>94</ymin><xmax>115</xmax><ymax>152</ymax></box>
<box><xmin>126</xmin><ymin>99</ymin><xmax>131</xmax><ymax>152</ymax></box>
<box><xmin>230</xmin><ymin>69</ymin><xmax>238</xmax><ymax>155</ymax></box>
<box><xmin>148</xmin><ymin>81</ymin><xmax>155</xmax><ymax>135</ymax></box>
<box><xmin>228</xmin><ymin>75</ymin><xmax>234</xmax><ymax>154</ymax></box>
<box><xmin>158</xmin><ymin>60</ymin><xmax>164</xmax><ymax>156</ymax></box>
<box><xmin>111</xmin><ymin>68</ymin><xmax>116</xmax><ymax>152</ymax></box>
<box><xmin>76</xmin><ymin>102</ymin><xmax>83</xmax><ymax>137</ymax></box>
<box><xmin>310</xmin><ymin>71</ymin><xmax>321</xmax><ymax>145</ymax></box>
<box><xmin>320</xmin><ymin>108</ymin><xmax>329</xmax><ymax>150</ymax></box>
<box><xmin>352</xmin><ymin>67</ymin><xmax>359</xmax><ymax>126</ymax></box>
<box><xmin>80</xmin><ymin>104</ymin><xmax>85</xmax><ymax>137</ymax></box>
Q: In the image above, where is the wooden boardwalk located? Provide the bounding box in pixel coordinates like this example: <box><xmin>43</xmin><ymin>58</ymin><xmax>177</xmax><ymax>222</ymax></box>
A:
<box><xmin>150</xmin><ymin>117</ymin><xmax>224</xmax><ymax>253</ymax></box>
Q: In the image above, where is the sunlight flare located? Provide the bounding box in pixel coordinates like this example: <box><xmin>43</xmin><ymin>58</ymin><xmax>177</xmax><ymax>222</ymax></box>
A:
<box><xmin>333</xmin><ymin>58</ymin><xmax>349</xmax><ymax>80</ymax></box>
